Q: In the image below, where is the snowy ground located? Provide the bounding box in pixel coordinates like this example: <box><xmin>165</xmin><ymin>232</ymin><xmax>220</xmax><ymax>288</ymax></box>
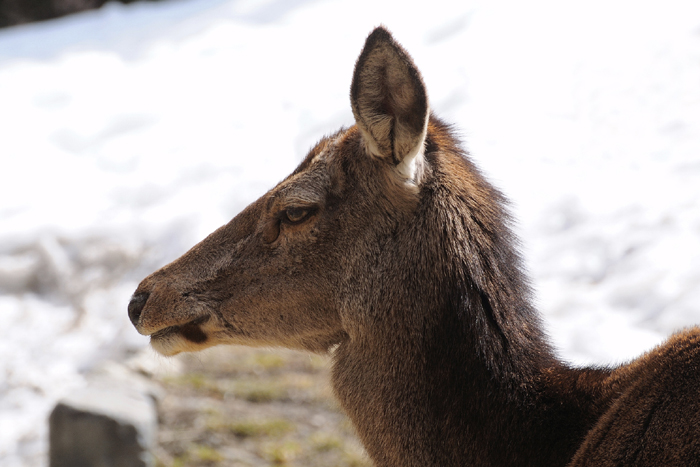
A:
<box><xmin>1</xmin><ymin>0</ymin><xmax>699</xmax><ymax>465</ymax></box>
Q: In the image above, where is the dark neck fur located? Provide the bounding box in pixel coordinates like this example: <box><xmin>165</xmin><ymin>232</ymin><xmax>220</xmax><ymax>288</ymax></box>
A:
<box><xmin>332</xmin><ymin>118</ymin><xmax>613</xmax><ymax>466</ymax></box>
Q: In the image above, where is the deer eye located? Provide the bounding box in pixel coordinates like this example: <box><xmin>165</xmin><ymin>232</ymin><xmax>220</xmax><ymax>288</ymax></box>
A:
<box><xmin>283</xmin><ymin>207</ymin><xmax>310</xmax><ymax>224</ymax></box>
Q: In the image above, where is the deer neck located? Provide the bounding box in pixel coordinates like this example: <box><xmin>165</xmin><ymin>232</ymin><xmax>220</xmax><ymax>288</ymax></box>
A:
<box><xmin>331</xmin><ymin>291</ymin><xmax>608</xmax><ymax>467</ymax></box>
<box><xmin>330</xmin><ymin>147</ymin><xmax>609</xmax><ymax>466</ymax></box>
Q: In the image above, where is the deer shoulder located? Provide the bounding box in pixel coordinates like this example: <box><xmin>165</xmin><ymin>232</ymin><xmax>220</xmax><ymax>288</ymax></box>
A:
<box><xmin>569</xmin><ymin>327</ymin><xmax>700</xmax><ymax>467</ymax></box>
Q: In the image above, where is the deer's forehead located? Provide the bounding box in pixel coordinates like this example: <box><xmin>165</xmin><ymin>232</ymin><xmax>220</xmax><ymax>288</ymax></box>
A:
<box><xmin>275</xmin><ymin>172</ymin><xmax>329</xmax><ymax>204</ymax></box>
<box><xmin>311</xmin><ymin>131</ymin><xmax>348</xmax><ymax>164</ymax></box>
<box><xmin>309</xmin><ymin>130</ymin><xmax>349</xmax><ymax>165</ymax></box>
<box><xmin>270</xmin><ymin>128</ymin><xmax>359</xmax><ymax>203</ymax></box>
<box><xmin>295</xmin><ymin>126</ymin><xmax>360</xmax><ymax>171</ymax></box>
<box><xmin>267</xmin><ymin>160</ymin><xmax>335</xmax><ymax>210</ymax></box>
<box><xmin>265</xmin><ymin>125</ymin><xmax>393</xmax><ymax>216</ymax></box>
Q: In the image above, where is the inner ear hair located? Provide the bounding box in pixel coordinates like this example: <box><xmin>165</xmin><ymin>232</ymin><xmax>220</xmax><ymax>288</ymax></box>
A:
<box><xmin>350</xmin><ymin>26</ymin><xmax>429</xmax><ymax>179</ymax></box>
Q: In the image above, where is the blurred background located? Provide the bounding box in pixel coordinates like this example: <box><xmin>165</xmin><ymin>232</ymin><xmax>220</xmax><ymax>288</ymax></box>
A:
<box><xmin>1</xmin><ymin>0</ymin><xmax>699</xmax><ymax>465</ymax></box>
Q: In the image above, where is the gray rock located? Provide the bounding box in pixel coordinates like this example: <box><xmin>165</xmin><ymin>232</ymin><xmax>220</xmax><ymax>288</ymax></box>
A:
<box><xmin>49</xmin><ymin>372</ymin><xmax>158</xmax><ymax>467</ymax></box>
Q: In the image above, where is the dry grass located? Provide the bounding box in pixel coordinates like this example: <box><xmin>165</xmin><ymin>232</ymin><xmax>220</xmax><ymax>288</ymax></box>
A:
<box><xmin>152</xmin><ymin>346</ymin><xmax>370</xmax><ymax>467</ymax></box>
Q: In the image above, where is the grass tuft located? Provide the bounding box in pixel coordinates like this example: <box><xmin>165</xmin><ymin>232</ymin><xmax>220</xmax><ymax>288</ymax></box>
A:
<box><xmin>233</xmin><ymin>381</ymin><xmax>287</xmax><ymax>402</ymax></box>
<box><xmin>191</xmin><ymin>444</ymin><xmax>224</xmax><ymax>462</ymax></box>
<box><xmin>262</xmin><ymin>441</ymin><xmax>302</xmax><ymax>464</ymax></box>
<box><xmin>251</xmin><ymin>353</ymin><xmax>287</xmax><ymax>370</ymax></box>
<box><xmin>310</xmin><ymin>432</ymin><xmax>343</xmax><ymax>452</ymax></box>
<box><xmin>228</xmin><ymin>418</ymin><xmax>294</xmax><ymax>438</ymax></box>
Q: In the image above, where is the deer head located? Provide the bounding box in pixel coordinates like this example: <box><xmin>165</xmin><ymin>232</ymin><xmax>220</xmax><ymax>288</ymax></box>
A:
<box><xmin>128</xmin><ymin>26</ymin><xmax>434</xmax><ymax>357</ymax></box>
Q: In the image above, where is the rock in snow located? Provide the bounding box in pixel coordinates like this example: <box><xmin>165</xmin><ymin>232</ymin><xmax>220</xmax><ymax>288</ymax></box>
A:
<box><xmin>49</xmin><ymin>359</ymin><xmax>159</xmax><ymax>467</ymax></box>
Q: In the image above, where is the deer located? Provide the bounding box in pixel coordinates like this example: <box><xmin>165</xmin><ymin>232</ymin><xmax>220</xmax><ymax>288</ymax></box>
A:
<box><xmin>128</xmin><ymin>26</ymin><xmax>700</xmax><ymax>466</ymax></box>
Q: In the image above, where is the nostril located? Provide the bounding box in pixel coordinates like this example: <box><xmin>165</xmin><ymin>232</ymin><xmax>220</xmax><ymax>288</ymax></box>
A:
<box><xmin>128</xmin><ymin>292</ymin><xmax>149</xmax><ymax>327</ymax></box>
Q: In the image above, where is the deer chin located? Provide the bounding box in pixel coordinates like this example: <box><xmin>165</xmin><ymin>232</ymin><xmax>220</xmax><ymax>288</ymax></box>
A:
<box><xmin>149</xmin><ymin>315</ymin><xmax>216</xmax><ymax>356</ymax></box>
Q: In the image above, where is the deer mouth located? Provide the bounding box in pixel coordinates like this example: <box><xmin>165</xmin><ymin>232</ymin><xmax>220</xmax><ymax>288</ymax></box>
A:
<box><xmin>150</xmin><ymin>314</ymin><xmax>211</xmax><ymax>345</ymax></box>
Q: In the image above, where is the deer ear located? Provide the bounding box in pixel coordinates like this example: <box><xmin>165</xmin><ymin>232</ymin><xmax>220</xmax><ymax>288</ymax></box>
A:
<box><xmin>350</xmin><ymin>26</ymin><xmax>429</xmax><ymax>181</ymax></box>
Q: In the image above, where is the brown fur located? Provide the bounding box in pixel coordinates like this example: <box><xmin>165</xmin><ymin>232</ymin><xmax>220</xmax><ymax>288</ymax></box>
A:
<box><xmin>129</xmin><ymin>27</ymin><xmax>700</xmax><ymax>466</ymax></box>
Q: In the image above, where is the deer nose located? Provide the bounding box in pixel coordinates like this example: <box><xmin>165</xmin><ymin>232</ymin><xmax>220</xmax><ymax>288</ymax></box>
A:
<box><xmin>128</xmin><ymin>292</ymin><xmax>150</xmax><ymax>327</ymax></box>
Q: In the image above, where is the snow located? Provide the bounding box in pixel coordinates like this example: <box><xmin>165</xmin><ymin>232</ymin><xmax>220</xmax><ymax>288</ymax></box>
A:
<box><xmin>1</xmin><ymin>0</ymin><xmax>699</xmax><ymax>464</ymax></box>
